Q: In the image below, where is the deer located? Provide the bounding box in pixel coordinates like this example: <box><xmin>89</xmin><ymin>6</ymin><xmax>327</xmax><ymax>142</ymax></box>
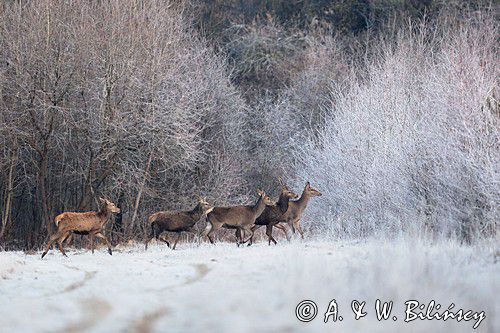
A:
<box><xmin>41</xmin><ymin>198</ymin><xmax>120</xmax><ymax>259</ymax></box>
<box><xmin>202</xmin><ymin>189</ymin><xmax>273</xmax><ymax>245</ymax></box>
<box><xmin>145</xmin><ymin>197</ymin><xmax>212</xmax><ymax>250</ymax></box>
<box><xmin>243</xmin><ymin>178</ymin><xmax>299</xmax><ymax>245</ymax></box>
<box><xmin>284</xmin><ymin>181</ymin><xmax>322</xmax><ymax>239</ymax></box>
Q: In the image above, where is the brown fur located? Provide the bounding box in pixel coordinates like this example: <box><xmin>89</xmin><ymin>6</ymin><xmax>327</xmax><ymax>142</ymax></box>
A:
<box><xmin>203</xmin><ymin>190</ymin><xmax>273</xmax><ymax>245</ymax></box>
<box><xmin>246</xmin><ymin>182</ymin><xmax>299</xmax><ymax>245</ymax></box>
<box><xmin>41</xmin><ymin>198</ymin><xmax>120</xmax><ymax>258</ymax></box>
<box><xmin>145</xmin><ymin>198</ymin><xmax>211</xmax><ymax>250</ymax></box>
<box><xmin>284</xmin><ymin>181</ymin><xmax>322</xmax><ymax>239</ymax></box>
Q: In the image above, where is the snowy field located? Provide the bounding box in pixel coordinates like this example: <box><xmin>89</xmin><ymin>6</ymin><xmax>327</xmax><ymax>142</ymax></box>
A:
<box><xmin>0</xmin><ymin>237</ymin><xmax>498</xmax><ymax>333</ymax></box>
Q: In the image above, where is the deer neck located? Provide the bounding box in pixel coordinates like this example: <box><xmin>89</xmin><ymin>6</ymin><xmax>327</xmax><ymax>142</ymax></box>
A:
<box><xmin>277</xmin><ymin>193</ymin><xmax>290</xmax><ymax>214</ymax></box>
<box><xmin>98</xmin><ymin>206</ymin><xmax>111</xmax><ymax>226</ymax></box>
<box><xmin>252</xmin><ymin>196</ymin><xmax>266</xmax><ymax>217</ymax></box>
<box><xmin>188</xmin><ymin>203</ymin><xmax>204</xmax><ymax>221</ymax></box>
<box><xmin>296</xmin><ymin>188</ymin><xmax>311</xmax><ymax>212</ymax></box>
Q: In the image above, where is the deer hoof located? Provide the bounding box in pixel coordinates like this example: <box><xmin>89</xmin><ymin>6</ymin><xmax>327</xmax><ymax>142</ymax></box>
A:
<box><xmin>108</xmin><ymin>249</ymin><xmax>112</xmax><ymax>255</ymax></box>
<box><xmin>41</xmin><ymin>252</ymin><xmax>47</xmax><ymax>259</ymax></box>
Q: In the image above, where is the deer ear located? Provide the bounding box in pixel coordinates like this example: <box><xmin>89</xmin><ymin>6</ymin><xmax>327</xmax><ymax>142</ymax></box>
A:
<box><xmin>306</xmin><ymin>181</ymin><xmax>310</xmax><ymax>187</ymax></box>
<box><xmin>257</xmin><ymin>189</ymin><xmax>264</xmax><ymax>196</ymax></box>
<box><xmin>99</xmin><ymin>197</ymin><xmax>106</xmax><ymax>203</ymax></box>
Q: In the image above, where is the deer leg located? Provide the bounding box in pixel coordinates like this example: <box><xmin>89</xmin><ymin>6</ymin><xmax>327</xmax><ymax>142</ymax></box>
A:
<box><xmin>293</xmin><ymin>219</ymin><xmax>304</xmax><ymax>239</ymax></box>
<box><xmin>172</xmin><ymin>232</ymin><xmax>182</xmax><ymax>250</ymax></box>
<box><xmin>145</xmin><ymin>223</ymin><xmax>157</xmax><ymax>250</ymax></box>
<box><xmin>274</xmin><ymin>224</ymin><xmax>290</xmax><ymax>241</ymax></box>
<box><xmin>62</xmin><ymin>233</ymin><xmax>73</xmax><ymax>247</ymax></box>
<box><xmin>206</xmin><ymin>223</ymin><xmax>220</xmax><ymax>244</ymax></box>
<box><xmin>202</xmin><ymin>219</ymin><xmax>219</xmax><ymax>244</ymax></box>
<box><xmin>157</xmin><ymin>234</ymin><xmax>171</xmax><ymax>248</ymax></box>
<box><xmin>95</xmin><ymin>232</ymin><xmax>113</xmax><ymax>255</ymax></box>
<box><xmin>89</xmin><ymin>233</ymin><xmax>95</xmax><ymax>254</ymax></box>
<box><xmin>57</xmin><ymin>232</ymin><xmax>70</xmax><ymax>257</ymax></box>
<box><xmin>145</xmin><ymin>228</ymin><xmax>155</xmax><ymax>250</ymax></box>
<box><xmin>237</xmin><ymin>228</ymin><xmax>250</xmax><ymax>247</ymax></box>
<box><xmin>266</xmin><ymin>225</ymin><xmax>277</xmax><ymax>245</ymax></box>
<box><xmin>41</xmin><ymin>232</ymin><xmax>63</xmax><ymax>259</ymax></box>
<box><xmin>57</xmin><ymin>239</ymin><xmax>68</xmax><ymax>257</ymax></box>
<box><xmin>201</xmin><ymin>222</ymin><xmax>212</xmax><ymax>237</ymax></box>
<box><xmin>247</xmin><ymin>224</ymin><xmax>261</xmax><ymax>246</ymax></box>
<box><xmin>240</xmin><ymin>226</ymin><xmax>254</xmax><ymax>245</ymax></box>
<box><xmin>235</xmin><ymin>228</ymin><xmax>242</xmax><ymax>247</ymax></box>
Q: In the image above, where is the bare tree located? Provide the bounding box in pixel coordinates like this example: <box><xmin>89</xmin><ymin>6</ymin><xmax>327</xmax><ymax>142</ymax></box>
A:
<box><xmin>0</xmin><ymin>0</ymin><xmax>249</xmax><ymax>248</ymax></box>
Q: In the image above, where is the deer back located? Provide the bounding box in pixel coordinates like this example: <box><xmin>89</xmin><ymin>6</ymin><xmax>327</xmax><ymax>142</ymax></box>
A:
<box><xmin>56</xmin><ymin>211</ymin><xmax>107</xmax><ymax>233</ymax></box>
<box><xmin>208</xmin><ymin>205</ymin><xmax>256</xmax><ymax>227</ymax></box>
<box><xmin>149</xmin><ymin>211</ymin><xmax>198</xmax><ymax>232</ymax></box>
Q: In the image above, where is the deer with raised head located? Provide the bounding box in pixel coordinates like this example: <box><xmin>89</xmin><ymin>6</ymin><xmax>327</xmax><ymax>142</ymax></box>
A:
<box><xmin>41</xmin><ymin>198</ymin><xmax>120</xmax><ymax>258</ymax></box>
<box><xmin>244</xmin><ymin>178</ymin><xmax>298</xmax><ymax>245</ymax></box>
<box><xmin>203</xmin><ymin>189</ymin><xmax>273</xmax><ymax>245</ymax></box>
<box><xmin>284</xmin><ymin>181</ymin><xmax>322</xmax><ymax>239</ymax></box>
<box><xmin>145</xmin><ymin>197</ymin><xmax>212</xmax><ymax>250</ymax></box>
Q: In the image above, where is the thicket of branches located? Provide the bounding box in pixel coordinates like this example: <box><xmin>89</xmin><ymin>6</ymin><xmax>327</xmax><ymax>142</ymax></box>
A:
<box><xmin>291</xmin><ymin>16</ymin><xmax>499</xmax><ymax>241</ymax></box>
<box><xmin>0</xmin><ymin>0</ymin><xmax>249</xmax><ymax>248</ymax></box>
<box><xmin>0</xmin><ymin>0</ymin><xmax>497</xmax><ymax>249</ymax></box>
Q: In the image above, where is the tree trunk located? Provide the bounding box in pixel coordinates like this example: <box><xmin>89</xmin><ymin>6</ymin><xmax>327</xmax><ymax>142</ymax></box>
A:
<box><xmin>128</xmin><ymin>150</ymin><xmax>153</xmax><ymax>234</ymax></box>
<box><xmin>38</xmin><ymin>153</ymin><xmax>52</xmax><ymax>236</ymax></box>
<box><xmin>0</xmin><ymin>142</ymin><xmax>18</xmax><ymax>242</ymax></box>
<box><xmin>112</xmin><ymin>191</ymin><xmax>125</xmax><ymax>243</ymax></box>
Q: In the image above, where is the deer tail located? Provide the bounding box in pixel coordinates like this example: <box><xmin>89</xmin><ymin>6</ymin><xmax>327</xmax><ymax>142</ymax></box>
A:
<box><xmin>54</xmin><ymin>213</ymin><xmax>65</xmax><ymax>227</ymax></box>
<box><xmin>148</xmin><ymin>213</ymin><xmax>159</xmax><ymax>224</ymax></box>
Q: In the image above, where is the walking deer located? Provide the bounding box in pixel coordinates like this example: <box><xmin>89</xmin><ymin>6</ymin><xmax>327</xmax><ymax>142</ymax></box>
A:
<box><xmin>41</xmin><ymin>198</ymin><xmax>120</xmax><ymax>258</ymax></box>
<box><xmin>245</xmin><ymin>179</ymin><xmax>298</xmax><ymax>245</ymax></box>
<box><xmin>203</xmin><ymin>189</ymin><xmax>273</xmax><ymax>245</ymax></box>
<box><xmin>145</xmin><ymin>197</ymin><xmax>212</xmax><ymax>250</ymax></box>
<box><xmin>285</xmin><ymin>181</ymin><xmax>322</xmax><ymax>239</ymax></box>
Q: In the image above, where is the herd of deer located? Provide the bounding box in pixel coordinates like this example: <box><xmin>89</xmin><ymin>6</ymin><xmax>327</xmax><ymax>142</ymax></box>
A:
<box><xmin>41</xmin><ymin>180</ymin><xmax>321</xmax><ymax>259</ymax></box>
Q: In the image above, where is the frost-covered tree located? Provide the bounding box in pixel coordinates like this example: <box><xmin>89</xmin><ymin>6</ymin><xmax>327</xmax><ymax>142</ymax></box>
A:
<box><xmin>292</xmin><ymin>14</ymin><xmax>499</xmax><ymax>241</ymax></box>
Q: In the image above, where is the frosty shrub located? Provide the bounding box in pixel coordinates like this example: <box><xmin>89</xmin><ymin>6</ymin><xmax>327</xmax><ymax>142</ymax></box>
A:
<box><xmin>245</xmin><ymin>33</ymin><xmax>350</xmax><ymax>193</ymax></box>
<box><xmin>293</xmin><ymin>14</ymin><xmax>499</xmax><ymax>241</ymax></box>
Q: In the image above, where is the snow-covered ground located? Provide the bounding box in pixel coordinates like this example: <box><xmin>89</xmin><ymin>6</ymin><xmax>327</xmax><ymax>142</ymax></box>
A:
<box><xmin>0</xmin><ymin>237</ymin><xmax>498</xmax><ymax>333</ymax></box>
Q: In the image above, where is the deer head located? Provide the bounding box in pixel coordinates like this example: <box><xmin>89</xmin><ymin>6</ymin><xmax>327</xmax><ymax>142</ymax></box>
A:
<box><xmin>304</xmin><ymin>182</ymin><xmax>322</xmax><ymax>197</ymax></box>
<box><xmin>257</xmin><ymin>189</ymin><xmax>274</xmax><ymax>206</ymax></box>
<box><xmin>197</xmin><ymin>196</ymin><xmax>213</xmax><ymax>215</ymax></box>
<box><xmin>99</xmin><ymin>198</ymin><xmax>121</xmax><ymax>214</ymax></box>
<box><xmin>278</xmin><ymin>177</ymin><xmax>299</xmax><ymax>199</ymax></box>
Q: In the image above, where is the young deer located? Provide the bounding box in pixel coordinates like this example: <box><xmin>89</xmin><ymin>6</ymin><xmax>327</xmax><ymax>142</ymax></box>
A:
<box><xmin>145</xmin><ymin>197</ymin><xmax>212</xmax><ymax>250</ymax></box>
<box><xmin>245</xmin><ymin>180</ymin><xmax>298</xmax><ymax>245</ymax></box>
<box><xmin>203</xmin><ymin>189</ymin><xmax>273</xmax><ymax>245</ymax></box>
<box><xmin>285</xmin><ymin>181</ymin><xmax>322</xmax><ymax>239</ymax></box>
<box><xmin>41</xmin><ymin>198</ymin><xmax>120</xmax><ymax>258</ymax></box>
